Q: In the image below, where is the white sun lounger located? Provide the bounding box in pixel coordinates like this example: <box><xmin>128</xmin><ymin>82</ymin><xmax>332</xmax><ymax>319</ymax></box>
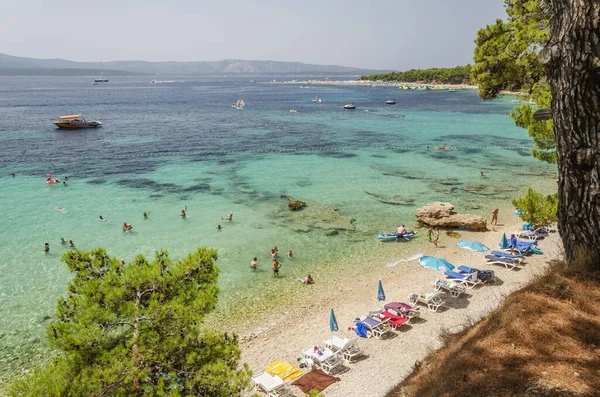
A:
<box><xmin>361</xmin><ymin>316</ymin><xmax>393</xmax><ymax>339</ymax></box>
<box><xmin>409</xmin><ymin>291</ymin><xmax>446</xmax><ymax>312</ymax></box>
<box><xmin>323</xmin><ymin>335</ymin><xmax>363</xmax><ymax>363</ymax></box>
<box><xmin>302</xmin><ymin>346</ymin><xmax>344</xmax><ymax>375</ymax></box>
<box><xmin>251</xmin><ymin>372</ymin><xmax>293</xmax><ymax>397</ymax></box>
<box><xmin>432</xmin><ymin>279</ymin><xmax>467</xmax><ymax>298</ymax></box>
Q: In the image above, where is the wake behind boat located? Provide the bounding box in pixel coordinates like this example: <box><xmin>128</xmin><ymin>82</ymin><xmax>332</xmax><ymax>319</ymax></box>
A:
<box><xmin>53</xmin><ymin>114</ymin><xmax>102</xmax><ymax>129</ymax></box>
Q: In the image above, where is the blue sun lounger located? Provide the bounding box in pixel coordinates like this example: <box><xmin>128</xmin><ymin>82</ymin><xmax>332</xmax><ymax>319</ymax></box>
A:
<box><xmin>490</xmin><ymin>250</ymin><xmax>524</xmax><ymax>259</ymax></box>
<box><xmin>457</xmin><ymin>265</ymin><xmax>495</xmax><ymax>283</ymax></box>
<box><xmin>444</xmin><ymin>270</ymin><xmax>480</xmax><ymax>288</ymax></box>
<box><xmin>484</xmin><ymin>255</ymin><xmax>522</xmax><ymax>270</ymax></box>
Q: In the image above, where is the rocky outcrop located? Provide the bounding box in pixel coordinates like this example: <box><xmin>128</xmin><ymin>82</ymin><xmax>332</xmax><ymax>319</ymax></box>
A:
<box><xmin>415</xmin><ymin>202</ymin><xmax>487</xmax><ymax>230</ymax></box>
<box><xmin>281</xmin><ymin>195</ymin><xmax>306</xmax><ymax>211</ymax></box>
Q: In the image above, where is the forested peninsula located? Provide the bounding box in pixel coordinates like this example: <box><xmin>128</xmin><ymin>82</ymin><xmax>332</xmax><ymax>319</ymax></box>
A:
<box><xmin>360</xmin><ymin>65</ymin><xmax>472</xmax><ymax>84</ymax></box>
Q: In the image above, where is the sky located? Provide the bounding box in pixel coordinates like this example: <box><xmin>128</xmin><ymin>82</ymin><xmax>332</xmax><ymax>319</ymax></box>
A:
<box><xmin>0</xmin><ymin>0</ymin><xmax>506</xmax><ymax>70</ymax></box>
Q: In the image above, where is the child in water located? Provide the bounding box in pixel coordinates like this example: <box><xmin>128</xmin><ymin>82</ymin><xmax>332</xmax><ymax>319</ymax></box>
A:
<box><xmin>272</xmin><ymin>259</ymin><xmax>281</xmax><ymax>277</ymax></box>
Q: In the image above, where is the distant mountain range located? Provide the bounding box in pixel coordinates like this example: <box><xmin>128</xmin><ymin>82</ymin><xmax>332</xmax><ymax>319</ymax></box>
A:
<box><xmin>0</xmin><ymin>53</ymin><xmax>386</xmax><ymax>76</ymax></box>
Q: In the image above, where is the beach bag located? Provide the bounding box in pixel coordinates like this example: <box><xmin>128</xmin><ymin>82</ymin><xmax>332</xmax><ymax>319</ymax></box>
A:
<box><xmin>478</xmin><ymin>270</ymin><xmax>495</xmax><ymax>282</ymax></box>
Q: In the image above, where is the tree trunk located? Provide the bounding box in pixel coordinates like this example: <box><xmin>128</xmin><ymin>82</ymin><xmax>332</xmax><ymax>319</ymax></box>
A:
<box><xmin>546</xmin><ymin>0</ymin><xmax>600</xmax><ymax>268</ymax></box>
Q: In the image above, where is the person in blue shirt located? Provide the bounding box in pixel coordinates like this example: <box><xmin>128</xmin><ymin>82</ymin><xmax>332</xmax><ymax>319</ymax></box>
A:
<box><xmin>510</xmin><ymin>234</ymin><xmax>518</xmax><ymax>254</ymax></box>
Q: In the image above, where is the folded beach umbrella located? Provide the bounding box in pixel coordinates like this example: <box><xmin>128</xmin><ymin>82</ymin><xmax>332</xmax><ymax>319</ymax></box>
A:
<box><xmin>456</xmin><ymin>240</ymin><xmax>490</xmax><ymax>252</ymax></box>
<box><xmin>418</xmin><ymin>256</ymin><xmax>455</xmax><ymax>272</ymax></box>
<box><xmin>377</xmin><ymin>280</ymin><xmax>386</xmax><ymax>302</ymax></box>
<box><xmin>499</xmin><ymin>233</ymin><xmax>510</xmax><ymax>249</ymax></box>
<box><xmin>329</xmin><ymin>308</ymin><xmax>339</xmax><ymax>332</ymax></box>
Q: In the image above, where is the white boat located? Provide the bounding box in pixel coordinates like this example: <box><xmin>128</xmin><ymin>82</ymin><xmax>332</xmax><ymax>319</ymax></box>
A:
<box><xmin>385</xmin><ymin>100</ymin><xmax>396</xmax><ymax>105</ymax></box>
<box><xmin>53</xmin><ymin>114</ymin><xmax>102</xmax><ymax>129</ymax></box>
<box><xmin>344</xmin><ymin>103</ymin><xmax>356</xmax><ymax>109</ymax></box>
<box><xmin>449</xmin><ymin>88</ymin><xmax>456</xmax><ymax>92</ymax></box>
<box><xmin>94</xmin><ymin>60</ymin><xmax>109</xmax><ymax>83</ymax></box>
<box><xmin>231</xmin><ymin>99</ymin><xmax>245</xmax><ymax>110</ymax></box>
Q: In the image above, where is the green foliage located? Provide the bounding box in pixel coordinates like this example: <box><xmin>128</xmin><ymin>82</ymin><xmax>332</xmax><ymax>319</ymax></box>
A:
<box><xmin>471</xmin><ymin>0</ymin><xmax>556</xmax><ymax>164</ymax></box>
<box><xmin>306</xmin><ymin>390</ymin><xmax>325</xmax><ymax>397</ymax></box>
<box><xmin>361</xmin><ymin>65</ymin><xmax>472</xmax><ymax>84</ymax></box>
<box><xmin>11</xmin><ymin>247</ymin><xmax>251</xmax><ymax>397</ymax></box>
<box><xmin>512</xmin><ymin>188</ymin><xmax>558</xmax><ymax>226</ymax></box>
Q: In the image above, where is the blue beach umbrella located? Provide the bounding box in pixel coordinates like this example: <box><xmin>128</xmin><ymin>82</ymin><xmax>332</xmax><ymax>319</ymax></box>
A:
<box><xmin>456</xmin><ymin>240</ymin><xmax>490</xmax><ymax>252</ymax></box>
<box><xmin>500</xmin><ymin>233</ymin><xmax>509</xmax><ymax>249</ymax></box>
<box><xmin>418</xmin><ymin>256</ymin><xmax>455</xmax><ymax>272</ymax></box>
<box><xmin>377</xmin><ymin>280</ymin><xmax>386</xmax><ymax>302</ymax></box>
<box><xmin>329</xmin><ymin>309</ymin><xmax>339</xmax><ymax>332</ymax></box>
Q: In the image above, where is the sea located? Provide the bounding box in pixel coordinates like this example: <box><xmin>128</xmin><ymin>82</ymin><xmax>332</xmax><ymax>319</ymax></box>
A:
<box><xmin>0</xmin><ymin>76</ymin><xmax>557</xmax><ymax>383</ymax></box>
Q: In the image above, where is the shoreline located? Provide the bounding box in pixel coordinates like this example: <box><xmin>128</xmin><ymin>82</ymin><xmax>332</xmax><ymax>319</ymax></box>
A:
<box><xmin>238</xmin><ymin>212</ymin><xmax>562</xmax><ymax>396</ymax></box>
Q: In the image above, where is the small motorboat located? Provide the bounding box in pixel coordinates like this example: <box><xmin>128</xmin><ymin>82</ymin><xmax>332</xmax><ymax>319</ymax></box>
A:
<box><xmin>289</xmin><ymin>109</ymin><xmax>297</xmax><ymax>113</ymax></box>
<box><xmin>231</xmin><ymin>99</ymin><xmax>244</xmax><ymax>110</ymax></box>
<box><xmin>343</xmin><ymin>103</ymin><xmax>356</xmax><ymax>109</ymax></box>
<box><xmin>53</xmin><ymin>114</ymin><xmax>102</xmax><ymax>129</ymax></box>
<box><xmin>385</xmin><ymin>100</ymin><xmax>397</xmax><ymax>105</ymax></box>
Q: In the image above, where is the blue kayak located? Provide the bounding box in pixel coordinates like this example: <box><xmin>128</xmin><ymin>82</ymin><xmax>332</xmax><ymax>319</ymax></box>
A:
<box><xmin>377</xmin><ymin>231</ymin><xmax>417</xmax><ymax>241</ymax></box>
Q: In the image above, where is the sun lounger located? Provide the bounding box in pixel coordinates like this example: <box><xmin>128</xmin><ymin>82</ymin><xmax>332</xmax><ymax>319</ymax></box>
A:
<box><xmin>433</xmin><ymin>279</ymin><xmax>467</xmax><ymax>298</ymax></box>
<box><xmin>409</xmin><ymin>291</ymin><xmax>445</xmax><ymax>312</ymax></box>
<box><xmin>490</xmin><ymin>250</ymin><xmax>525</xmax><ymax>259</ymax></box>
<box><xmin>484</xmin><ymin>255</ymin><xmax>521</xmax><ymax>270</ymax></box>
<box><xmin>376</xmin><ymin>310</ymin><xmax>410</xmax><ymax>330</ymax></box>
<box><xmin>383</xmin><ymin>302</ymin><xmax>420</xmax><ymax>318</ymax></box>
<box><xmin>444</xmin><ymin>269</ymin><xmax>481</xmax><ymax>288</ymax></box>
<box><xmin>302</xmin><ymin>346</ymin><xmax>344</xmax><ymax>375</ymax></box>
<box><xmin>252</xmin><ymin>372</ymin><xmax>294</xmax><ymax>397</ymax></box>
<box><xmin>457</xmin><ymin>265</ymin><xmax>495</xmax><ymax>283</ymax></box>
<box><xmin>323</xmin><ymin>335</ymin><xmax>363</xmax><ymax>362</ymax></box>
<box><xmin>360</xmin><ymin>316</ymin><xmax>393</xmax><ymax>339</ymax></box>
<box><xmin>515</xmin><ymin>230</ymin><xmax>543</xmax><ymax>240</ymax></box>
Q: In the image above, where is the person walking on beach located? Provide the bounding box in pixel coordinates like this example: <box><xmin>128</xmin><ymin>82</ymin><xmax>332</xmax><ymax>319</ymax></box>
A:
<box><xmin>250</xmin><ymin>257</ymin><xmax>259</xmax><ymax>270</ymax></box>
<box><xmin>433</xmin><ymin>227</ymin><xmax>440</xmax><ymax>248</ymax></box>
<box><xmin>491</xmin><ymin>209</ymin><xmax>499</xmax><ymax>225</ymax></box>
<box><xmin>427</xmin><ymin>227</ymin><xmax>434</xmax><ymax>242</ymax></box>
<box><xmin>272</xmin><ymin>259</ymin><xmax>281</xmax><ymax>277</ymax></box>
<box><xmin>44</xmin><ymin>242</ymin><xmax>49</xmax><ymax>253</ymax></box>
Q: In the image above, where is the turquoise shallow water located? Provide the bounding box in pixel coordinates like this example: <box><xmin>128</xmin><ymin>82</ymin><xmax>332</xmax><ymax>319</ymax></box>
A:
<box><xmin>0</xmin><ymin>76</ymin><xmax>556</xmax><ymax>380</ymax></box>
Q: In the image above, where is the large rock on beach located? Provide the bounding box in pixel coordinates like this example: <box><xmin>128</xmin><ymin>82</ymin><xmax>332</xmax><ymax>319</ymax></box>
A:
<box><xmin>415</xmin><ymin>202</ymin><xmax>487</xmax><ymax>230</ymax></box>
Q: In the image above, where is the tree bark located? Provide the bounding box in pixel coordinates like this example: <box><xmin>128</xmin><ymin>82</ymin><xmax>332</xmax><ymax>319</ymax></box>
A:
<box><xmin>547</xmin><ymin>0</ymin><xmax>600</xmax><ymax>268</ymax></box>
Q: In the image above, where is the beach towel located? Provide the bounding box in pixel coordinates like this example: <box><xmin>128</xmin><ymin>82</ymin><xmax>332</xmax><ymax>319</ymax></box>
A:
<box><xmin>291</xmin><ymin>369</ymin><xmax>341</xmax><ymax>393</ymax></box>
<box><xmin>266</xmin><ymin>360</ymin><xmax>303</xmax><ymax>381</ymax></box>
<box><xmin>354</xmin><ymin>322</ymin><xmax>367</xmax><ymax>338</ymax></box>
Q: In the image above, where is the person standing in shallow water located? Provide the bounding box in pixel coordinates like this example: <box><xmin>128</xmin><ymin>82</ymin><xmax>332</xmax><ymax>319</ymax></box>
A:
<box><xmin>272</xmin><ymin>259</ymin><xmax>281</xmax><ymax>277</ymax></box>
<box><xmin>44</xmin><ymin>242</ymin><xmax>49</xmax><ymax>253</ymax></box>
<box><xmin>250</xmin><ymin>257</ymin><xmax>259</xmax><ymax>270</ymax></box>
<box><xmin>491</xmin><ymin>208</ymin><xmax>499</xmax><ymax>225</ymax></box>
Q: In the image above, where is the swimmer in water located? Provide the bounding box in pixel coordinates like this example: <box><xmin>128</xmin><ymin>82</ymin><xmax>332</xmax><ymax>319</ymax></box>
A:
<box><xmin>287</xmin><ymin>250</ymin><xmax>293</xmax><ymax>259</ymax></box>
<box><xmin>58</xmin><ymin>207</ymin><xmax>67</xmax><ymax>214</ymax></box>
<box><xmin>69</xmin><ymin>240</ymin><xmax>75</xmax><ymax>248</ymax></box>
<box><xmin>180</xmin><ymin>205</ymin><xmax>187</xmax><ymax>219</ymax></box>
<box><xmin>99</xmin><ymin>216</ymin><xmax>107</xmax><ymax>222</ymax></box>
<box><xmin>11</xmin><ymin>172</ymin><xmax>15</xmax><ymax>177</ymax></box>
<box><xmin>63</xmin><ymin>181</ymin><xmax>68</xmax><ymax>186</ymax></box>
<box><xmin>143</xmin><ymin>211</ymin><xmax>151</xmax><ymax>219</ymax></box>
<box><xmin>250</xmin><ymin>257</ymin><xmax>260</xmax><ymax>270</ymax></box>
<box><xmin>221</xmin><ymin>212</ymin><xmax>233</xmax><ymax>221</ymax></box>
<box><xmin>44</xmin><ymin>242</ymin><xmax>49</xmax><ymax>253</ymax></box>
<box><xmin>60</xmin><ymin>237</ymin><xmax>66</xmax><ymax>245</ymax></box>
<box><xmin>480</xmin><ymin>171</ymin><xmax>485</xmax><ymax>178</ymax></box>
<box><xmin>217</xmin><ymin>224</ymin><xmax>222</xmax><ymax>231</ymax></box>
<box><xmin>122</xmin><ymin>223</ymin><xmax>133</xmax><ymax>231</ymax></box>
<box><xmin>64</xmin><ymin>176</ymin><xmax>68</xmax><ymax>181</ymax></box>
